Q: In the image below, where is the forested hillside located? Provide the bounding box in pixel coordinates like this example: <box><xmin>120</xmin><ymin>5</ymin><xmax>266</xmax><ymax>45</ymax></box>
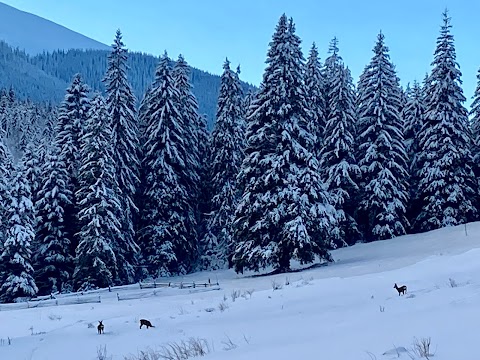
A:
<box><xmin>0</xmin><ymin>41</ymin><xmax>68</xmax><ymax>102</ymax></box>
<box><xmin>29</xmin><ymin>49</ymin><xmax>231</xmax><ymax>128</ymax></box>
<box><xmin>0</xmin><ymin>41</ymin><xmax>253</xmax><ymax>128</ymax></box>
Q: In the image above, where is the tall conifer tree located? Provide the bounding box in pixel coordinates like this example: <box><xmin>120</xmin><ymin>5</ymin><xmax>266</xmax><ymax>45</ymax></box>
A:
<box><xmin>304</xmin><ymin>43</ymin><xmax>326</xmax><ymax>154</ymax></box>
<box><xmin>233</xmin><ymin>15</ymin><xmax>338</xmax><ymax>273</ymax></box>
<box><xmin>73</xmin><ymin>95</ymin><xmax>120</xmax><ymax>290</ymax></box>
<box><xmin>415</xmin><ymin>11</ymin><xmax>477</xmax><ymax>230</ymax></box>
<box><xmin>34</xmin><ymin>144</ymin><xmax>73</xmax><ymax>294</ymax></box>
<box><xmin>0</xmin><ymin>163</ymin><xmax>37</xmax><ymax>302</ymax></box>
<box><xmin>320</xmin><ymin>65</ymin><xmax>361</xmax><ymax>246</ymax></box>
<box><xmin>139</xmin><ymin>53</ymin><xmax>195</xmax><ymax>276</ymax></box>
<box><xmin>103</xmin><ymin>30</ymin><xmax>140</xmax><ymax>283</ymax></box>
<box><xmin>356</xmin><ymin>32</ymin><xmax>409</xmax><ymax>240</ymax></box>
<box><xmin>403</xmin><ymin>81</ymin><xmax>426</xmax><ymax>225</ymax></box>
<box><xmin>201</xmin><ymin>59</ymin><xmax>245</xmax><ymax>269</ymax></box>
<box><xmin>172</xmin><ymin>55</ymin><xmax>202</xmax><ymax>270</ymax></box>
<box><xmin>54</xmin><ymin>74</ymin><xmax>90</xmax><ymax>256</ymax></box>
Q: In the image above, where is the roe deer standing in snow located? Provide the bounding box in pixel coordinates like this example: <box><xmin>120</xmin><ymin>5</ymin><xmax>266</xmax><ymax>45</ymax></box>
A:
<box><xmin>140</xmin><ymin>319</ymin><xmax>155</xmax><ymax>329</ymax></box>
<box><xmin>97</xmin><ymin>320</ymin><xmax>104</xmax><ymax>334</ymax></box>
<box><xmin>394</xmin><ymin>283</ymin><xmax>407</xmax><ymax>296</ymax></box>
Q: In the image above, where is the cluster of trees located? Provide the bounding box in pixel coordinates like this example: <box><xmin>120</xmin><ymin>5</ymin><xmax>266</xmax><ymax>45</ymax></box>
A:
<box><xmin>28</xmin><ymin>47</ymin><xmax>253</xmax><ymax>129</ymax></box>
<box><xmin>0</xmin><ymin>39</ymin><xmax>253</xmax><ymax>129</ymax></box>
<box><xmin>0</xmin><ymin>11</ymin><xmax>478</xmax><ymax>302</ymax></box>
<box><xmin>0</xmin><ymin>40</ymin><xmax>68</xmax><ymax>103</ymax></box>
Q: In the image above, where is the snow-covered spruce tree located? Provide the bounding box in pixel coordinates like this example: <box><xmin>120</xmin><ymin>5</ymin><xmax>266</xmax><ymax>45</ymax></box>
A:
<box><xmin>201</xmin><ymin>59</ymin><xmax>245</xmax><ymax>270</ymax></box>
<box><xmin>320</xmin><ymin>65</ymin><xmax>361</xmax><ymax>246</ymax></box>
<box><xmin>34</xmin><ymin>144</ymin><xmax>73</xmax><ymax>295</ymax></box>
<box><xmin>356</xmin><ymin>63</ymin><xmax>371</xmax><ymax>135</ymax></box>
<box><xmin>0</xmin><ymin>140</ymin><xmax>12</xmax><ymax>280</ymax></box>
<box><xmin>43</xmin><ymin>105</ymin><xmax>58</xmax><ymax>144</ymax></box>
<box><xmin>404</xmin><ymin>81</ymin><xmax>425</xmax><ymax>168</ymax></box>
<box><xmin>0</xmin><ymin>162</ymin><xmax>37</xmax><ymax>303</ymax></box>
<box><xmin>304</xmin><ymin>43</ymin><xmax>326</xmax><ymax>155</ymax></box>
<box><xmin>414</xmin><ymin>11</ymin><xmax>477</xmax><ymax>231</ymax></box>
<box><xmin>0</xmin><ymin>91</ymin><xmax>9</xmax><ymax>135</ymax></box>
<box><xmin>232</xmin><ymin>15</ymin><xmax>338</xmax><ymax>273</ymax></box>
<box><xmin>323</xmin><ymin>38</ymin><xmax>343</xmax><ymax>122</ymax></box>
<box><xmin>137</xmin><ymin>85</ymin><xmax>153</xmax><ymax>145</ymax></box>
<box><xmin>22</xmin><ymin>141</ymin><xmax>43</xmax><ymax>211</ymax></box>
<box><xmin>73</xmin><ymin>95</ymin><xmax>120</xmax><ymax>291</ymax></box>
<box><xmin>196</xmin><ymin>112</ymin><xmax>210</xmax><ymax>218</ymax></box>
<box><xmin>139</xmin><ymin>53</ymin><xmax>195</xmax><ymax>277</ymax></box>
<box><xmin>56</xmin><ymin>74</ymin><xmax>90</xmax><ymax>180</ymax></box>
<box><xmin>243</xmin><ymin>88</ymin><xmax>257</xmax><ymax>118</ymax></box>
<box><xmin>403</xmin><ymin>81</ymin><xmax>426</xmax><ymax>224</ymax></box>
<box><xmin>103</xmin><ymin>29</ymin><xmax>140</xmax><ymax>284</ymax></box>
<box><xmin>54</xmin><ymin>74</ymin><xmax>90</xmax><ymax>257</ymax></box>
<box><xmin>471</xmin><ymin>68</ymin><xmax>480</xmax><ymax>182</ymax></box>
<box><xmin>356</xmin><ymin>32</ymin><xmax>409</xmax><ymax>241</ymax></box>
<box><xmin>172</xmin><ymin>54</ymin><xmax>202</xmax><ymax>270</ymax></box>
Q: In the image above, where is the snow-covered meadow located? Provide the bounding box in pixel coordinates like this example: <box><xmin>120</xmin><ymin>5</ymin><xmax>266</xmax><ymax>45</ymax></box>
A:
<box><xmin>1</xmin><ymin>222</ymin><xmax>479</xmax><ymax>360</ymax></box>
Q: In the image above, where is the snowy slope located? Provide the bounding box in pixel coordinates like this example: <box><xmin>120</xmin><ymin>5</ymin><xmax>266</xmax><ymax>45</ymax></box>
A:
<box><xmin>0</xmin><ymin>222</ymin><xmax>479</xmax><ymax>360</ymax></box>
<box><xmin>0</xmin><ymin>2</ymin><xmax>109</xmax><ymax>54</ymax></box>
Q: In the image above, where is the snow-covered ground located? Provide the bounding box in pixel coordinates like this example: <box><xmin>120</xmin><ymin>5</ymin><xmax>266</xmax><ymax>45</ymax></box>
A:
<box><xmin>1</xmin><ymin>222</ymin><xmax>479</xmax><ymax>360</ymax></box>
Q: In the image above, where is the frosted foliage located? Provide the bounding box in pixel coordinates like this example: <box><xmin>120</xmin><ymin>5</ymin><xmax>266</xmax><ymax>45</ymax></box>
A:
<box><xmin>0</xmin><ymin>164</ymin><xmax>38</xmax><ymax>302</ymax></box>
<box><xmin>304</xmin><ymin>43</ymin><xmax>326</xmax><ymax>154</ymax></box>
<box><xmin>233</xmin><ymin>15</ymin><xmax>337</xmax><ymax>274</ymax></box>
<box><xmin>414</xmin><ymin>12</ymin><xmax>477</xmax><ymax>231</ymax></box>
<box><xmin>34</xmin><ymin>144</ymin><xmax>73</xmax><ymax>294</ymax></box>
<box><xmin>403</xmin><ymin>82</ymin><xmax>425</xmax><ymax>173</ymax></box>
<box><xmin>54</xmin><ymin>74</ymin><xmax>90</xmax><ymax>180</ymax></box>
<box><xmin>171</xmin><ymin>54</ymin><xmax>202</xmax><ymax>270</ymax></box>
<box><xmin>323</xmin><ymin>37</ymin><xmax>343</xmax><ymax>137</ymax></box>
<box><xmin>469</xmin><ymin>68</ymin><xmax>480</xmax><ymax>191</ymax></box>
<box><xmin>356</xmin><ymin>32</ymin><xmax>409</xmax><ymax>241</ymax></box>
<box><xmin>103</xmin><ymin>30</ymin><xmax>140</xmax><ymax>284</ymax></box>
<box><xmin>73</xmin><ymin>95</ymin><xmax>121</xmax><ymax>290</ymax></box>
<box><xmin>139</xmin><ymin>53</ymin><xmax>197</xmax><ymax>277</ymax></box>
<box><xmin>320</xmin><ymin>65</ymin><xmax>361</xmax><ymax>246</ymax></box>
<box><xmin>201</xmin><ymin>59</ymin><xmax>245</xmax><ymax>270</ymax></box>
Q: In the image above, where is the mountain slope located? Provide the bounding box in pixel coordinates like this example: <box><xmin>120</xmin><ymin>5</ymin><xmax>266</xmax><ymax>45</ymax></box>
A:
<box><xmin>0</xmin><ymin>2</ymin><xmax>109</xmax><ymax>54</ymax></box>
<box><xmin>0</xmin><ymin>41</ymin><xmax>68</xmax><ymax>102</ymax></box>
<box><xmin>30</xmin><ymin>49</ymin><xmax>238</xmax><ymax>128</ymax></box>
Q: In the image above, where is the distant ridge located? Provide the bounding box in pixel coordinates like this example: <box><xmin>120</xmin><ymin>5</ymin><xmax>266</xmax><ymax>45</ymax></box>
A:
<box><xmin>0</xmin><ymin>2</ymin><xmax>109</xmax><ymax>54</ymax></box>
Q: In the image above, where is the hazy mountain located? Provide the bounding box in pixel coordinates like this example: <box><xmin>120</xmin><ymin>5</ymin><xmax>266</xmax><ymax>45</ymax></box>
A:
<box><xmin>0</xmin><ymin>2</ymin><xmax>109</xmax><ymax>54</ymax></box>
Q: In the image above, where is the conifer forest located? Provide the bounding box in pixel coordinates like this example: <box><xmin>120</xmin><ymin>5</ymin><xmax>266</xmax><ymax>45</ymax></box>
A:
<box><xmin>0</xmin><ymin>11</ymin><xmax>478</xmax><ymax>302</ymax></box>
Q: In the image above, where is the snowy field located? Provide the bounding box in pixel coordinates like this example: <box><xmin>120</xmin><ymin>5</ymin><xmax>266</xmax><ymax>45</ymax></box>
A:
<box><xmin>1</xmin><ymin>223</ymin><xmax>480</xmax><ymax>360</ymax></box>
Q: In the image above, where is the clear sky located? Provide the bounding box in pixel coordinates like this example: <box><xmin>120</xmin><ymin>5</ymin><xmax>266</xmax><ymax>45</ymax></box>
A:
<box><xmin>2</xmin><ymin>0</ymin><xmax>480</xmax><ymax>101</ymax></box>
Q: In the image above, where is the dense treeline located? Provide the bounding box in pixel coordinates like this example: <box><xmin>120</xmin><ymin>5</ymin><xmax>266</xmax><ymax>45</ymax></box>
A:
<box><xmin>0</xmin><ymin>40</ymin><xmax>253</xmax><ymax>129</ymax></box>
<box><xmin>29</xmin><ymin>48</ymin><xmax>253</xmax><ymax>129</ymax></box>
<box><xmin>0</xmin><ymin>11</ymin><xmax>478</xmax><ymax>302</ymax></box>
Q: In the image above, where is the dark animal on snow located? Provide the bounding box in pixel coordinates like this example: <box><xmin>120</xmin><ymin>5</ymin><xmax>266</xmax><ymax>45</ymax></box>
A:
<box><xmin>394</xmin><ymin>283</ymin><xmax>407</xmax><ymax>296</ymax></box>
<box><xmin>97</xmin><ymin>320</ymin><xmax>104</xmax><ymax>334</ymax></box>
<box><xmin>140</xmin><ymin>319</ymin><xmax>155</xmax><ymax>329</ymax></box>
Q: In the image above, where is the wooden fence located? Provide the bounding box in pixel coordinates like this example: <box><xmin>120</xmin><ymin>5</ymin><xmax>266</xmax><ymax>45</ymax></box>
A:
<box><xmin>0</xmin><ymin>295</ymin><xmax>101</xmax><ymax>311</ymax></box>
<box><xmin>138</xmin><ymin>280</ymin><xmax>219</xmax><ymax>290</ymax></box>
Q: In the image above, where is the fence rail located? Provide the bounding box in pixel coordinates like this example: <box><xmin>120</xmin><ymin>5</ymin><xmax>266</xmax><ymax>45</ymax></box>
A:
<box><xmin>117</xmin><ymin>284</ymin><xmax>221</xmax><ymax>301</ymax></box>
<box><xmin>0</xmin><ymin>295</ymin><xmax>101</xmax><ymax>311</ymax></box>
<box><xmin>0</xmin><ymin>279</ymin><xmax>220</xmax><ymax>309</ymax></box>
<box><xmin>138</xmin><ymin>280</ymin><xmax>219</xmax><ymax>290</ymax></box>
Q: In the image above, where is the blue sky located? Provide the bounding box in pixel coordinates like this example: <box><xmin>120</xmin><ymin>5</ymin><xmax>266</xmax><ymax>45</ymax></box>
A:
<box><xmin>3</xmin><ymin>0</ymin><xmax>480</xmax><ymax>101</ymax></box>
